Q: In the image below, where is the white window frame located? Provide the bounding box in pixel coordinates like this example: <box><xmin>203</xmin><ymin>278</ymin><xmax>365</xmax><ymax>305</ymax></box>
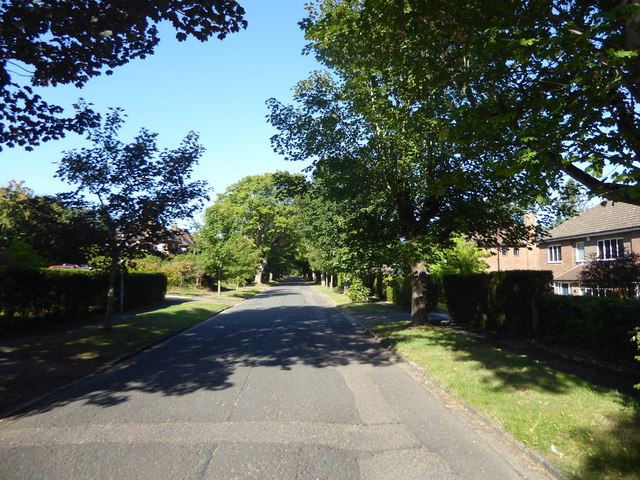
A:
<box><xmin>575</xmin><ymin>241</ymin><xmax>585</xmax><ymax>262</ymax></box>
<box><xmin>548</xmin><ymin>245</ymin><xmax>562</xmax><ymax>263</ymax></box>
<box><xmin>514</xmin><ymin>247</ymin><xmax>520</xmax><ymax>256</ymax></box>
<box><xmin>501</xmin><ymin>247</ymin><xmax>509</xmax><ymax>256</ymax></box>
<box><xmin>597</xmin><ymin>238</ymin><xmax>624</xmax><ymax>260</ymax></box>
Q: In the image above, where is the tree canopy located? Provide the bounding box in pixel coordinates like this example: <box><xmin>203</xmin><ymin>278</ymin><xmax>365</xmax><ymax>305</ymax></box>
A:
<box><xmin>0</xmin><ymin>0</ymin><xmax>246</xmax><ymax>150</ymax></box>
<box><xmin>0</xmin><ymin>180</ymin><xmax>107</xmax><ymax>266</ymax></box>
<box><xmin>269</xmin><ymin>3</ymin><xmax>548</xmax><ymax>323</ymax></box>
<box><xmin>298</xmin><ymin>0</ymin><xmax>640</xmax><ymax>204</ymax></box>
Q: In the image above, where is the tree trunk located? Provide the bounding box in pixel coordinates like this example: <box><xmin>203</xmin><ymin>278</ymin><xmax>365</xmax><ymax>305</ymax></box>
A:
<box><xmin>104</xmin><ymin>255</ymin><xmax>119</xmax><ymax>330</ymax></box>
<box><xmin>410</xmin><ymin>260</ymin><xmax>429</xmax><ymax>326</ymax></box>
<box><xmin>255</xmin><ymin>257</ymin><xmax>268</xmax><ymax>284</ymax></box>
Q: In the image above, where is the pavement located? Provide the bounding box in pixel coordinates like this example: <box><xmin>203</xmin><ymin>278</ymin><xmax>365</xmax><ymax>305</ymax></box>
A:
<box><xmin>0</xmin><ymin>280</ymin><xmax>558</xmax><ymax>479</ymax></box>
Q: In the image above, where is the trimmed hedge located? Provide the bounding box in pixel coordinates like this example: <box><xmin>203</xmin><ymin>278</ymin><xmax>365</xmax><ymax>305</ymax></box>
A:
<box><xmin>443</xmin><ymin>270</ymin><xmax>640</xmax><ymax>364</ymax></box>
<box><xmin>539</xmin><ymin>295</ymin><xmax>640</xmax><ymax>363</ymax></box>
<box><xmin>443</xmin><ymin>270</ymin><xmax>553</xmax><ymax>337</ymax></box>
<box><xmin>0</xmin><ymin>267</ymin><xmax>167</xmax><ymax>332</ymax></box>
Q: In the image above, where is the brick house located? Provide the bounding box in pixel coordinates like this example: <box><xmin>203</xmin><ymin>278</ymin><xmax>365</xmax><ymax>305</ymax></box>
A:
<box><xmin>483</xmin><ymin>212</ymin><xmax>539</xmax><ymax>272</ymax></box>
<box><xmin>537</xmin><ymin>202</ymin><xmax>640</xmax><ymax>295</ymax></box>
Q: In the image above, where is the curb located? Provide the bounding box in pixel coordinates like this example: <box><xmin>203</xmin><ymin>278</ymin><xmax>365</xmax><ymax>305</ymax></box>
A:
<box><xmin>335</xmin><ymin>303</ymin><xmax>564</xmax><ymax>480</ymax></box>
<box><xmin>0</xmin><ymin>302</ymin><xmax>238</xmax><ymax>421</ymax></box>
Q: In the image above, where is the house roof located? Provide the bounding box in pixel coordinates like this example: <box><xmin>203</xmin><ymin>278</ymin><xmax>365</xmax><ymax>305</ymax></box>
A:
<box><xmin>553</xmin><ymin>264</ymin><xmax>587</xmax><ymax>282</ymax></box>
<box><xmin>542</xmin><ymin>202</ymin><xmax>640</xmax><ymax>242</ymax></box>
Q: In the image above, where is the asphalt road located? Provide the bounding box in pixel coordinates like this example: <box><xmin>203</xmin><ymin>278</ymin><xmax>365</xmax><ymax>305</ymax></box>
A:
<box><xmin>0</xmin><ymin>280</ymin><xmax>553</xmax><ymax>479</ymax></box>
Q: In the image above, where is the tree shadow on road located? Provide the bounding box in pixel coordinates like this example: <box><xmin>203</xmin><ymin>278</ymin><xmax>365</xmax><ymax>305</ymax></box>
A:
<box><xmin>10</xmin><ymin>294</ymin><xmax>392</xmax><ymax>416</ymax></box>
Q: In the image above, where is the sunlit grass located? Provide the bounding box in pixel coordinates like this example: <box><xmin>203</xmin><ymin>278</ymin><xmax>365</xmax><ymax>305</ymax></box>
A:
<box><xmin>313</xmin><ymin>285</ymin><xmax>352</xmax><ymax>305</ymax></box>
<box><xmin>344</xmin><ymin>303</ymin><xmax>391</xmax><ymax>314</ymax></box>
<box><xmin>15</xmin><ymin>301</ymin><xmax>229</xmax><ymax>363</ymax></box>
<box><xmin>372</xmin><ymin>321</ymin><xmax>640</xmax><ymax>479</ymax></box>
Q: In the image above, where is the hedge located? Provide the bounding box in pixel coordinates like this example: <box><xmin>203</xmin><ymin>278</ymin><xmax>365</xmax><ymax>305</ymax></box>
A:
<box><xmin>443</xmin><ymin>270</ymin><xmax>640</xmax><ymax>364</ymax></box>
<box><xmin>539</xmin><ymin>295</ymin><xmax>640</xmax><ymax>363</ymax></box>
<box><xmin>443</xmin><ymin>270</ymin><xmax>553</xmax><ymax>337</ymax></box>
<box><xmin>0</xmin><ymin>267</ymin><xmax>167</xmax><ymax>332</ymax></box>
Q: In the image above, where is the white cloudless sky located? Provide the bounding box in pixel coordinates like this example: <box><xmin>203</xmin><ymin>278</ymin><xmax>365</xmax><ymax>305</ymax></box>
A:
<box><xmin>0</xmin><ymin>0</ymin><xmax>318</xmax><ymax>220</ymax></box>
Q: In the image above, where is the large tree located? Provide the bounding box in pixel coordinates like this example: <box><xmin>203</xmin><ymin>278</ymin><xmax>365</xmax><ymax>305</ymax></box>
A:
<box><xmin>299</xmin><ymin>0</ymin><xmax>640</xmax><ymax>204</ymax></box>
<box><xmin>0</xmin><ymin>0</ymin><xmax>246</xmax><ymax>150</ymax></box>
<box><xmin>55</xmin><ymin>108</ymin><xmax>208</xmax><ymax>328</ymax></box>
<box><xmin>269</xmin><ymin>4</ymin><xmax>546</xmax><ymax>325</ymax></box>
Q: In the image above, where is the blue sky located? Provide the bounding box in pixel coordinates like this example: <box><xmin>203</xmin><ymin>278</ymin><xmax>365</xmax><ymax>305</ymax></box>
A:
<box><xmin>0</xmin><ymin>0</ymin><xmax>318</xmax><ymax>216</ymax></box>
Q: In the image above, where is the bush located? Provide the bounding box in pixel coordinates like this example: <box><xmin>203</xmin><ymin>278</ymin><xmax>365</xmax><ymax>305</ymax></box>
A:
<box><xmin>0</xmin><ymin>267</ymin><xmax>167</xmax><ymax>332</ymax></box>
<box><xmin>346</xmin><ymin>277</ymin><xmax>371</xmax><ymax>303</ymax></box>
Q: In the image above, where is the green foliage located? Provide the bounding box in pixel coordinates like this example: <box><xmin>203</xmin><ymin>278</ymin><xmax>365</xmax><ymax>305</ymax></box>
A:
<box><xmin>540</xmin><ymin>295</ymin><xmax>640</xmax><ymax>364</ymax></box>
<box><xmin>550</xmin><ymin>179</ymin><xmax>590</xmax><ymax>227</ymax></box>
<box><xmin>1</xmin><ymin>1</ymin><xmax>246</xmax><ymax>150</ymax></box>
<box><xmin>0</xmin><ymin>180</ymin><xmax>108</xmax><ymax>264</ymax></box>
<box><xmin>429</xmin><ymin>236</ymin><xmax>490</xmax><ymax>277</ymax></box>
<box><xmin>0</xmin><ymin>267</ymin><xmax>166</xmax><ymax>332</ymax></box>
<box><xmin>443</xmin><ymin>270</ymin><xmax>553</xmax><ymax>337</ymax></box>
<box><xmin>5</xmin><ymin>238</ymin><xmax>48</xmax><ymax>267</ymax></box>
<box><xmin>298</xmin><ymin>0</ymin><xmax>640</xmax><ymax>205</ymax></box>
<box><xmin>270</xmin><ymin>1</ymin><xmax>547</xmax><ymax>323</ymax></box>
<box><xmin>382</xmin><ymin>275</ymin><xmax>413</xmax><ymax>310</ymax></box>
<box><xmin>200</xmin><ymin>172</ymin><xmax>305</xmax><ymax>283</ymax></box>
<box><xmin>344</xmin><ymin>276</ymin><xmax>371</xmax><ymax>303</ymax></box>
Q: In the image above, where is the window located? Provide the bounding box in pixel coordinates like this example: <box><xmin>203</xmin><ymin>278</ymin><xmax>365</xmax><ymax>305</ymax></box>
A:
<box><xmin>560</xmin><ymin>283</ymin><xmax>570</xmax><ymax>296</ymax></box>
<box><xmin>597</xmin><ymin>238</ymin><xmax>624</xmax><ymax>260</ymax></box>
<box><xmin>501</xmin><ymin>247</ymin><xmax>509</xmax><ymax>256</ymax></box>
<box><xmin>548</xmin><ymin>245</ymin><xmax>562</xmax><ymax>263</ymax></box>
<box><xmin>575</xmin><ymin>242</ymin><xmax>585</xmax><ymax>262</ymax></box>
<box><xmin>514</xmin><ymin>248</ymin><xmax>520</xmax><ymax>256</ymax></box>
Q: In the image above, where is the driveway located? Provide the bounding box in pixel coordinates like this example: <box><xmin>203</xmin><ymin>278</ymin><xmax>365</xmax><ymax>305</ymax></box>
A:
<box><xmin>0</xmin><ymin>280</ymin><xmax>553</xmax><ymax>479</ymax></box>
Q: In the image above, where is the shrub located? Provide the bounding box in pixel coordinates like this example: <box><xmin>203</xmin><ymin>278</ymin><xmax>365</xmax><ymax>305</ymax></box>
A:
<box><xmin>346</xmin><ymin>277</ymin><xmax>371</xmax><ymax>303</ymax></box>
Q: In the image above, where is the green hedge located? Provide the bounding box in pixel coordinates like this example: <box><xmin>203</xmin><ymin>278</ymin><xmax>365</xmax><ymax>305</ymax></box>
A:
<box><xmin>0</xmin><ymin>267</ymin><xmax>167</xmax><ymax>332</ymax></box>
<box><xmin>539</xmin><ymin>295</ymin><xmax>640</xmax><ymax>363</ymax></box>
<box><xmin>443</xmin><ymin>270</ymin><xmax>553</xmax><ymax>337</ymax></box>
<box><xmin>443</xmin><ymin>270</ymin><xmax>640</xmax><ymax>364</ymax></box>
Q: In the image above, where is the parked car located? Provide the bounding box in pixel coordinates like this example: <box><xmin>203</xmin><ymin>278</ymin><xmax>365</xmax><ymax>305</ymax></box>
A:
<box><xmin>47</xmin><ymin>264</ymin><xmax>92</xmax><ymax>270</ymax></box>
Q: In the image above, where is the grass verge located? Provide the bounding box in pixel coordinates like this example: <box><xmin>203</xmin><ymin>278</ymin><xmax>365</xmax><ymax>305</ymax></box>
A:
<box><xmin>1</xmin><ymin>301</ymin><xmax>229</xmax><ymax>415</ymax></box>
<box><xmin>372</xmin><ymin>321</ymin><xmax>640</xmax><ymax>480</ymax></box>
<box><xmin>313</xmin><ymin>285</ymin><xmax>353</xmax><ymax>306</ymax></box>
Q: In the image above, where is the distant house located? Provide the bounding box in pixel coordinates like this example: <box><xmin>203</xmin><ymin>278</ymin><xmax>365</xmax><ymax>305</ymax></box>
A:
<box><xmin>483</xmin><ymin>212</ymin><xmax>538</xmax><ymax>272</ymax></box>
<box><xmin>537</xmin><ymin>202</ymin><xmax>640</xmax><ymax>295</ymax></box>
<box><xmin>155</xmin><ymin>225</ymin><xmax>196</xmax><ymax>255</ymax></box>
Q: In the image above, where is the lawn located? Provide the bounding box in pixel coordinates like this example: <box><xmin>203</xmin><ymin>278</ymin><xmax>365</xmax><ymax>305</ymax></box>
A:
<box><xmin>371</xmin><ymin>321</ymin><xmax>640</xmax><ymax>480</ymax></box>
<box><xmin>15</xmin><ymin>301</ymin><xmax>230</xmax><ymax>363</ymax></box>
<box><xmin>1</xmin><ymin>301</ymin><xmax>229</xmax><ymax>415</ymax></box>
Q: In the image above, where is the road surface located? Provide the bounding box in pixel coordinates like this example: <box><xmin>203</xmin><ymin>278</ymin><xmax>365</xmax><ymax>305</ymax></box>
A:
<box><xmin>0</xmin><ymin>280</ymin><xmax>552</xmax><ymax>479</ymax></box>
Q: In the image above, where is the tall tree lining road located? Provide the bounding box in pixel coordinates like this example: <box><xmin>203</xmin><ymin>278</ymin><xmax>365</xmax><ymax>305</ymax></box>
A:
<box><xmin>0</xmin><ymin>280</ymin><xmax>551</xmax><ymax>479</ymax></box>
